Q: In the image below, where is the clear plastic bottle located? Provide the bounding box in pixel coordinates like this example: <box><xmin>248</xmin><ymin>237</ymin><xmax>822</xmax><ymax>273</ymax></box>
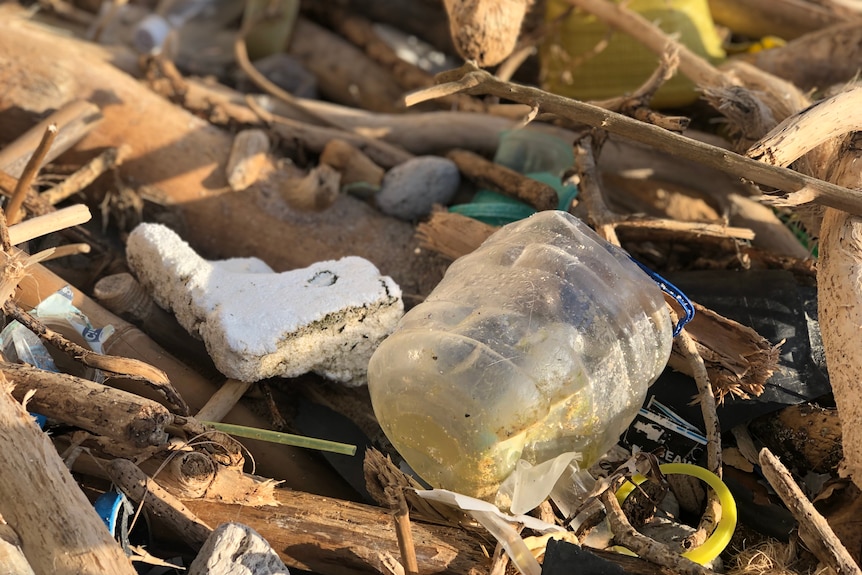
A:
<box><xmin>367</xmin><ymin>211</ymin><xmax>673</xmax><ymax>500</ymax></box>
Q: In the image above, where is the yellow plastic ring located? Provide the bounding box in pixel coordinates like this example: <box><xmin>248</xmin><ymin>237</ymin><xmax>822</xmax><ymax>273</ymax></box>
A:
<box><xmin>614</xmin><ymin>462</ymin><xmax>737</xmax><ymax>565</ymax></box>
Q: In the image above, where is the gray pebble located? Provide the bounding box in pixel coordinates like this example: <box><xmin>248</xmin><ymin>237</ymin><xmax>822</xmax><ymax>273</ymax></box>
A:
<box><xmin>376</xmin><ymin>156</ymin><xmax>460</xmax><ymax>220</ymax></box>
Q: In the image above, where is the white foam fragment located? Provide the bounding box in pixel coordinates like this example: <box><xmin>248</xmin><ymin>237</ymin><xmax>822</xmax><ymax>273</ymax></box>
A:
<box><xmin>126</xmin><ymin>223</ymin><xmax>403</xmax><ymax>385</ymax></box>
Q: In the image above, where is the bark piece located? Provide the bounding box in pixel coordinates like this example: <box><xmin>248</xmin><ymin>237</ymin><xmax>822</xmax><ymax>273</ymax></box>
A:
<box><xmin>279</xmin><ymin>164</ymin><xmax>341</xmax><ymax>211</ymax></box>
<box><xmin>3</xmin><ymin>361</ymin><xmax>170</xmax><ymax>448</ymax></box>
<box><xmin>447</xmin><ymin>148</ymin><xmax>558</xmax><ymax>211</ymax></box>
<box><xmin>0</xmin><ymin>374</ymin><xmax>137</xmax><ymax>575</ymax></box>
<box><xmin>442</xmin><ymin>0</ymin><xmax>531</xmax><ymax>66</ymax></box>
<box><xmin>667</xmin><ymin>303</ymin><xmax>779</xmax><ymax>401</ymax></box>
<box><xmin>189</xmin><ymin>522</ymin><xmax>290</xmax><ymax>575</ymax></box>
<box><xmin>751</xmin><ymin>404</ymin><xmax>842</xmax><ymax>474</ymax></box>
<box><xmin>227</xmin><ymin>129</ymin><xmax>270</xmax><ymax>192</ymax></box>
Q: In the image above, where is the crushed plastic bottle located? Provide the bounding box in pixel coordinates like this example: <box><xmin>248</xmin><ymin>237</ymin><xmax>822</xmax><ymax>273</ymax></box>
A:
<box><xmin>367</xmin><ymin>211</ymin><xmax>673</xmax><ymax>501</ymax></box>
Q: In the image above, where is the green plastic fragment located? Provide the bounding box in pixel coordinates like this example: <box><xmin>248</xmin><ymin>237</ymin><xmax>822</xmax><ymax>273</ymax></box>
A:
<box><xmin>201</xmin><ymin>420</ymin><xmax>357</xmax><ymax>456</ymax></box>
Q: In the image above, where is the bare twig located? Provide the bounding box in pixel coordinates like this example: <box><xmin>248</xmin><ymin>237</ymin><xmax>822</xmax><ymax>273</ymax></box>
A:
<box><xmin>8</xmin><ymin>124</ymin><xmax>57</xmax><ymax>225</ymax></box>
<box><xmin>31</xmin><ymin>243</ymin><xmax>91</xmax><ymax>262</ymax></box>
<box><xmin>235</xmin><ymin>13</ymin><xmax>344</xmax><ymax>129</ymax></box>
<box><xmin>7</xmin><ymin>204</ymin><xmax>91</xmax><ymax>246</ymax></box>
<box><xmin>759</xmin><ymin>448</ymin><xmax>862</xmax><ymax>575</ymax></box>
<box><xmin>672</xmin><ymin>317</ymin><xmax>723</xmax><ymax>551</ymax></box>
<box><xmin>599</xmin><ymin>478</ymin><xmax>719</xmax><ymax>575</ymax></box>
<box><xmin>406</xmin><ymin>65</ymin><xmax>862</xmax><ymax>215</ymax></box>
<box><xmin>573</xmin><ymin>136</ymin><xmax>620</xmax><ymax>245</ymax></box>
<box><xmin>573</xmin><ymin>136</ymin><xmax>754</xmax><ymax>244</ymax></box>
<box><xmin>594</xmin><ymin>46</ymin><xmax>690</xmax><ymax>132</ymax></box>
<box><xmin>41</xmin><ymin>145</ymin><xmax>131</xmax><ymax>206</ymax></box>
<box><xmin>195</xmin><ymin>379</ymin><xmax>254</xmax><ymax>423</ymax></box>
<box><xmin>246</xmin><ymin>96</ymin><xmax>414</xmax><ymax>169</ymax></box>
<box><xmin>675</xmin><ymin>327</ymin><xmax>721</xmax><ymax>476</ymax></box>
<box><xmin>578</xmin><ymin>134</ymin><xmax>725</xmax><ymax>551</ymax></box>
<box><xmin>387</xmin><ymin>488</ymin><xmax>419</xmax><ymax>575</ymax></box>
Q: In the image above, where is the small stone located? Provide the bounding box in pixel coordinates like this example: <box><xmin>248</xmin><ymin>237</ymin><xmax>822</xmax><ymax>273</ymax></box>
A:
<box><xmin>376</xmin><ymin>156</ymin><xmax>460</xmax><ymax>220</ymax></box>
<box><xmin>188</xmin><ymin>522</ymin><xmax>289</xmax><ymax>575</ymax></box>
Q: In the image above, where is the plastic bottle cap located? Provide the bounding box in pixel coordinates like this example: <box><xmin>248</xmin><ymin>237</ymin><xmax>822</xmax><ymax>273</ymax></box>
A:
<box><xmin>614</xmin><ymin>462</ymin><xmax>737</xmax><ymax>565</ymax></box>
<box><xmin>134</xmin><ymin>14</ymin><xmax>171</xmax><ymax>54</ymax></box>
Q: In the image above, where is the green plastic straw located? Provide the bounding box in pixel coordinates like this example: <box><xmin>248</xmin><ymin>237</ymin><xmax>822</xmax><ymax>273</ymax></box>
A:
<box><xmin>201</xmin><ymin>421</ymin><xmax>356</xmax><ymax>456</ymax></box>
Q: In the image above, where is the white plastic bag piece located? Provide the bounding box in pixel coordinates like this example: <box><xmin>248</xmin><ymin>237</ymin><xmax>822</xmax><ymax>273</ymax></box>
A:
<box><xmin>496</xmin><ymin>452</ymin><xmax>581</xmax><ymax>515</ymax></box>
<box><xmin>415</xmin><ymin>489</ymin><xmax>564</xmax><ymax>575</ymax></box>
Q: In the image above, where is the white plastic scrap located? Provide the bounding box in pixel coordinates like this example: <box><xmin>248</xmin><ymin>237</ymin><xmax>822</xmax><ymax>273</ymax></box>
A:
<box><xmin>125</xmin><ymin>223</ymin><xmax>403</xmax><ymax>385</ymax></box>
<box><xmin>415</xmin><ymin>489</ymin><xmax>565</xmax><ymax>575</ymax></box>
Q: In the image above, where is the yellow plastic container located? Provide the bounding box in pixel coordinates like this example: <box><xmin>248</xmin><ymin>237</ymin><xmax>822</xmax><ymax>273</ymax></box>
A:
<box><xmin>541</xmin><ymin>0</ymin><xmax>725</xmax><ymax>108</ymax></box>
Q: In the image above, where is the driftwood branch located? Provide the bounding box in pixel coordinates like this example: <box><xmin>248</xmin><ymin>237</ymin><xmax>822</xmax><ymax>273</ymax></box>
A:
<box><xmin>107</xmin><ymin>458</ymin><xmax>213</xmax><ymax>547</ymax></box>
<box><xmin>747</xmin><ymin>87</ymin><xmax>862</xmax><ymax>169</ymax></box>
<box><xmin>2</xmin><ymin>361</ymin><xmax>171</xmax><ymax>449</ymax></box>
<box><xmin>184</xmin><ymin>488</ymin><xmax>490</xmax><ymax>575</ymax></box>
<box><xmin>743</xmin><ymin>88</ymin><xmax>862</xmax><ymax>496</ymax></box>
<box><xmin>0</xmin><ymin>374</ymin><xmax>136</xmax><ymax>574</ymax></box>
